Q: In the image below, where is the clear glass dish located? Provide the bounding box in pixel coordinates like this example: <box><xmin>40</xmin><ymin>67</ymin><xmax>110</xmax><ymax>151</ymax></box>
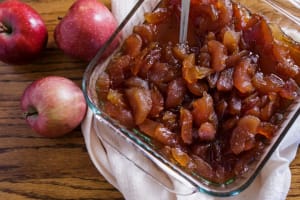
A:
<box><xmin>82</xmin><ymin>0</ymin><xmax>300</xmax><ymax>197</ymax></box>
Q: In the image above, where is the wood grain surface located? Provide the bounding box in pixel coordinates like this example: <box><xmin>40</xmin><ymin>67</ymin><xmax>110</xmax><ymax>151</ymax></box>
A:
<box><xmin>0</xmin><ymin>0</ymin><xmax>299</xmax><ymax>199</ymax></box>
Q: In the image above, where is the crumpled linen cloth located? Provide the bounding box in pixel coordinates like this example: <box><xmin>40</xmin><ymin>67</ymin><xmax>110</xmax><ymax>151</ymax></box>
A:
<box><xmin>81</xmin><ymin>0</ymin><xmax>300</xmax><ymax>199</ymax></box>
<box><xmin>82</xmin><ymin>108</ymin><xmax>300</xmax><ymax>200</ymax></box>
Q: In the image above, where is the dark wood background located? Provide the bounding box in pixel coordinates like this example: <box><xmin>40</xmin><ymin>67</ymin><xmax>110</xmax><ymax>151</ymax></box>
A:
<box><xmin>0</xmin><ymin>0</ymin><xmax>299</xmax><ymax>199</ymax></box>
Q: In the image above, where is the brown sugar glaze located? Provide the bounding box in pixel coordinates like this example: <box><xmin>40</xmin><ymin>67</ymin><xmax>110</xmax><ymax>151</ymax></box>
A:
<box><xmin>96</xmin><ymin>0</ymin><xmax>300</xmax><ymax>183</ymax></box>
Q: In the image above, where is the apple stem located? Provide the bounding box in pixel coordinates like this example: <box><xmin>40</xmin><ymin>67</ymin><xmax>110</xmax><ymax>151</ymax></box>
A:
<box><xmin>0</xmin><ymin>22</ymin><xmax>11</xmax><ymax>34</ymax></box>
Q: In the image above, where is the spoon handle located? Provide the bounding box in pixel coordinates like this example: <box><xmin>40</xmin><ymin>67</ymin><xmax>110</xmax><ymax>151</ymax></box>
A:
<box><xmin>179</xmin><ymin>0</ymin><xmax>191</xmax><ymax>43</ymax></box>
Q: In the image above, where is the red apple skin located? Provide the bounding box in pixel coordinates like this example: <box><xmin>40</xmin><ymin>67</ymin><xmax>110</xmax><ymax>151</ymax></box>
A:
<box><xmin>20</xmin><ymin>76</ymin><xmax>87</xmax><ymax>138</ymax></box>
<box><xmin>0</xmin><ymin>0</ymin><xmax>48</xmax><ymax>65</ymax></box>
<box><xmin>54</xmin><ymin>0</ymin><xmax>119</xmax><ymax>61</ymax></box>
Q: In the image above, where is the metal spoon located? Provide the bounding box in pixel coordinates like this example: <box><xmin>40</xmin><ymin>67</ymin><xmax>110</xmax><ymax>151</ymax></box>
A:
<box><xmin>179</xmin><ymin>0</ymin><xmax>191</xmax><ymax>43</ymax></box>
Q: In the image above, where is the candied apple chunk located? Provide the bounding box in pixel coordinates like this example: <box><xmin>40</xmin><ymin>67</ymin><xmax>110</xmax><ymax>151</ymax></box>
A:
<box><xmin>230</xmin><ymin>115</ymin><xmax>260</xmax><ymax>155</ymax></box>
<box><xmin>257</xmin><ymin>122</ymin><xmax>277</xmax><ymax>139</ymax></box>
<box><xmin>149</xmin><ymin>86</ymin><xmax>164</xmax><ymax>117</ymax></box>
<box><xmin>223</xmin><ymin>29</ymin><xmax>240</xmax><ymax>53</ymax></box>
<box><xmin>207</xmin><ymin>40</ymin><xmax>228</xmax><ymax>72</ymax></box>
<box><xmin>123</xmin><ymin>33</ymin><xmax>143</xmax><ymax>57</ymax></box>
<box><xmin>107</xmin><ymin>55</ymin><xmax>131</xmax><ymax>87</ymax></box>
<box><xmin>192</xmin><ymin>92</ymin><xmax>217</xmax><ymax>127</ymax></box>
<box><xmin>125</xmin><ymin>87</ymin><xmax>152</xmax><ymax>125</ymax></box>
<box><xmin>133</xmin><ymin>24</ymin><xmax>155</xmax><ymax>45</ymax></box>
<box><xmin>227</xmin><ymin>94</ymin><xmax>242</xmax><ymax>115</ymax></box>
<box><xmin>144</xmin><ymin>8</ymin><xmax>169</xmax><ymax>24</ymax></box>
<box><xmin>180</xmin><ymin>108</ymin><xmax>193</xmax><ymax>144</ymax></box>
<box><xmin>191</xmin><ymin>156</ymin><xmax>214</xmax><ymax>180</ymax></box>
<box><xmin>252</xmin><ymin>72</ymin><xmax>284</xmax><ymax>94</ymax></box>
<box><xmin>103</xmin><ymin>102</ymin><xmax>134</xmax><ymax>128</ymax></box>
<box><xmin>279</xmin><ymin>78</ymin><xmax>300</xmax><ymax>100</ymax></box>
<box><xmin>171</xmin><ymin>147</ymin><xmax>191</xmax><ymax>167</ymax></box>
<box><xmin>233</xmin><ymin>58</ymin><xmax>255</xmax><ymax>93</ymax></box>
<box><xmin>182</xmin><ymin>54</ymin><xmax>213</xmax><ymax>84</ymax></box>
<box><xmin>139</xmin><ymin>119</ymin><xmax>177</xmax><ymax>146</ymax></box>
<box><xmin>198</xmin><ymin>122</ymin><xmax>216</xmax><ymax>141</ymax></box>
<box><xmin>107</xmin><ymin>89</ymin><xmax>127</xmax><ymax>108</ymax></box>
<box><xmin>96</xmin><ymin>72</ymin><xmax>110</xmax><ymax>100</ymax></box>
<box><xmin>187</xmin><ymin>81</ymin><xmax>208</xmax><ymax>96</ymax></box>
<box><xmin>217</xmin><ymin>67</ymin><xmax>234</xmax><ymax>91</ymax></box>
<box><xmin>165</xmin><ymin>78</ymin><xmax>187</xmax><ymax>108</ymax></box>
<box><xmin>124</xmin><ymin>76</ymin><xmax>149</xmax><ymax>89</ymax></box>
<box><xmin>149</xmin><ymin>62</ymin><xmax>179</xmax><ymax>84</ymax></box>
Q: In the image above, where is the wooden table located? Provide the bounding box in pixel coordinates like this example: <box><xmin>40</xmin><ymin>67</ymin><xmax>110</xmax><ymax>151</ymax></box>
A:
<box><xmin>0</xmin><ymin>0</ymin><xmax>299</xmax><ymax>199</ymax></box>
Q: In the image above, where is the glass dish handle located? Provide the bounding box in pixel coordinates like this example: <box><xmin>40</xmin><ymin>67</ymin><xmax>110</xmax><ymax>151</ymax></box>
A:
<box><xmin>96</xmin><ymin>131</ymin><xmax>198</xmax><ymax>196</ymax></box>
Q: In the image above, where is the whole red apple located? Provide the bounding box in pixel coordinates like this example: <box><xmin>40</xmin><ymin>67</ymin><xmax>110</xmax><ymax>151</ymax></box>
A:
<box><xmin>0</xmin><ymin>0</ymin><xmax>48</xmax><ymax>65</ymax></box>
<box><xmin>20</xmin><ymin>76</ymin><xmax>87</xmax><ymax>138</ymax></box>
<box><xmin>54</xmin><ymin>0</ymin><xmax>119</xmax><ymax>61</ymax></box>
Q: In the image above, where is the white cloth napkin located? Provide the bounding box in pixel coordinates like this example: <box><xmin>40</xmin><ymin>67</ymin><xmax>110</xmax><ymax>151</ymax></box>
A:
<box><xmin>82</xmin><ymin>108</ymin><xmax>300</xmax><ymax>200</ymax></box>
<box><xmin>81</xmin><ymin>0</ymin><xmax>300</xmax><ymax>199</ymax></box>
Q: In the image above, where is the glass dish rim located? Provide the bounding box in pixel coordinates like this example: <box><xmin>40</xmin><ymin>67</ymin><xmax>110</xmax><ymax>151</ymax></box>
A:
<box><xmin>82</xmin><ymin>0</ymin><xmax>300</xmax><ymax>197</ymax></box>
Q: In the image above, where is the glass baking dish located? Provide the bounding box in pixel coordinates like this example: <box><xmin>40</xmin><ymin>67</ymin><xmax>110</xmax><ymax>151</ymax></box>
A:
<box><xmin>82</xmin><ymin>0</ymin><xmax>300</xmax><ymax>197</ymax></box>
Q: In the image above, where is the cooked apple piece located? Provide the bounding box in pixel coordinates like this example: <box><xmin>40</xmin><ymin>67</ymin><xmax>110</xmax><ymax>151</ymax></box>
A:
<box><xmin>260</xmin><ymin>99</ymin><xmax>277</xmax><ymax>121</ymax></box>
<box><xmin>145</xmin><ymin>8</ymin><xmax>169</xmax><ymax>24</ymax></box>
<box><xmin>273</xmin><ymin>44</ymin><xmax>300</xmax><ymax>78</ymax></box>
<box><xmin>279</xmin><ymin>78</ymin><xmax>300</xmax><ymax>100</ymax></box>
<box><xmin>187</xmin><ymin>81</ymin><xmax>208</xmax><ymax>96</ymax></box>
<box><xmin>162</xmin><ymin>111</ymin><xmax>178</xmax><ymax>131</ymax></box>
<box><xmin>207</xmin><ymin>72</ymin><xmax>220</xmax><ymax>88</ymax></box>
<box><xmin>222</xmin><ymin>116</ymin><xmax>239</xmax><ymax>131</ymax></box>
<box><xmin>165</xmin><ymin>78</ymin><xmax>187</xmax><ymax>108</ymax></box>
<box><xmin>190</xmin><ymin>155</ymin><xmax>214</xmax><ymax>180</ymax></box>
<box><xmin>133</xmin><ymin>24</ymin><xmax>155</xmax><ymax>45</ymax></box>
<box><xmin>225</xmin><ymin>50</ymin><xmax>249</xmax><ymax>67</ymax></box>
<box><xmin>123</xmin><ymin>33</ymin><xmax>143</xmax><ymax>57</ymax></box>
<box><xmin>180</xmin><ymin>108</ymin><xmax>193</xmax><ymax>144</ymax></box>
<box><xmin>198</xmin><ymin>122</ymin><xmax>216</xmax><ymax>141</ymax></box>
<box><xmin>173</xmin><ymin>43</ymin><xmax>189</xmax><ymax>60</ymax></box>
<box><xmin>138</xmin><ymin>45</ymin><xmax>162</xmax><ymax>77</ymax></box>
<box><xmin>244</xmin><ymin>105</ymin><xmax>260</xmax><ymax>117</ymax></box>
<box><xmin>149</xmin><ymin>86</ymin><xmax>164</xmax><ymax>118</ymax></box>
<box><xmin>252</xmin><ymin>72</ymin><xmax>284</xmax><ymax>94</ymax></box>
<box><xmin>242</xmin><ymin>92</ymin><xmax>260</xmax><ymax>111</ymax></box>
<box><xmin>107</xmin><ymin>89</ymin><xmax>127</xmax><ymax>108</ymax></box>
<box><xmin>192</xmin><ymin>92</ymin><xmax>216</xmax><ymax>126</ymax></box>
<box><xmin>103</xmin><ymin>101</ymin><xmax>134</xmax><ymax>128</ymax></box>
<box><xmin>125</xmin><ymin>87</ymin><xmax>152</xmax><ymax>125</ymax></box>
<box><xmin>139</xmin><ymin>119</ymin><xmax>177</xmax><ymax>145</ymax></box>
<box><xmin>208</xmin><ymin>40</ymin><xmax>228</xmax><ymax>72</ymax></box>
<box><xmin>148</xmin><ymin>62</ymin><xmax>180</xmax><ymax>85</ymax></box>
<box><xmin>234</xmin><ymin>142</ymin><xmax>265</xmax><ymax>176</ymax></box>
<box><xmin>217</xmin><ymin>67</ymin><xmax>234</xmax><ymax>91</ymax></box>
<box><xmin>138</xmin><ymin>118</ymin><xmax>159</xmax><ymax>138</ymax></box>
<box><xmin>190</xmin><ymin>0</ymin><xmax>233</xmax><ymax>33</ymax></box>
<box><xmin>257</xmin><ymin>122</ymin><xmax>277</xmax><ymax>139</ymax></box>
<box><xmin>124</xmin><ymin>76</ymin><xmax>149</xmax><ymax>89</ymax></box>
<box><xmin>230</xmin><ymin>115</ymin><xmax>260</xmax><ymax>154</ymax></box>
<box><xmin>182</xmin><ymin>54</ymin><xmax>213</xmax><ymax>84</ymax></box>
<box><xmin>163</xmin><ymin>42</ymin><xmax>180</xmax><ymax>65</ymax></box>
<box><xmin>96</xmin><ymin>72</ymin><xmax>110</xmax><ymax>100</ymax></box>
<box><xmin>107</xmin><ymin>55</ymin><xmax>131</xmax><ymax>87</ymax></box>
<box><xmin>233</xmin><ymin>58</ymin><xmax>255</xmax><ymax>93</ymax></box>
<box><xmin>227</xmin><ymin>94</ymin><xmax>241</xmax><ymax>115</ymax></box>
<box><xmin>223</xmin><ymin>29</ymin><xmax>240</xmax><ymax>53</ymax></box>
<box><xmin>171</xmin><ymin>147</ymin><xmax>191</xmax><ymax>167</ymax></box>
<box><xmin>198</xmin><ymin>51</ymin><xmax>211</xmax><ymax>68</ymax></box>
<box><xmin>232</xmin><ymin>2</ymin><xmax>251</xmax><ymax>31</ymax></box>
